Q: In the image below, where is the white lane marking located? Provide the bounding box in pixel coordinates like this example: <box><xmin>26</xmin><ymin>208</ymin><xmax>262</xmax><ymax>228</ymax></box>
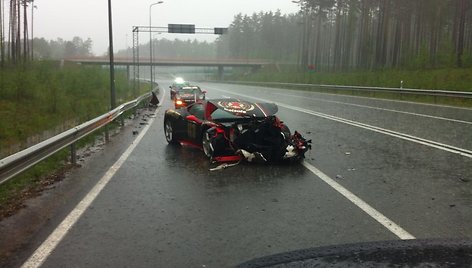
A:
<box><xmin>207</xmin><ymin>87</ymin><xmax>472</xmax><ymax>159</ymax></box>
<box><xmin>302</xmin><ymin>161</ymin><xmax>415</xmax><ymax>240</ymax></box>
<box><xmin>21</xmin><ymin>101</ymin><xmax>162</xmax><ymax>268</ymax></box>
<box><xmin>221</xmin><ymin>95</ymin><xmax>232</xmax><ymax>99</ymax></box>
<box><xmin>271</xmin><ymin>92</ymin><xmax>472</xmax><ymax>125</ymax></box>
<box><xmin>211</xmin><ymin>82</ymin><xmax>472</xmax><ymax>111</ymax></box>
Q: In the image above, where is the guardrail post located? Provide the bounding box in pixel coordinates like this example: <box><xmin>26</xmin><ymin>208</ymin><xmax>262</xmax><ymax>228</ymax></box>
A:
<box><xmin>70</xmin><ymin>143</ymin><xmax>77</xmax><ymax>164</ymax></box>
<box><xmin>105</xmin><ymin>126</ymin><xmax>110</xmax><ymax>143</ymax></box>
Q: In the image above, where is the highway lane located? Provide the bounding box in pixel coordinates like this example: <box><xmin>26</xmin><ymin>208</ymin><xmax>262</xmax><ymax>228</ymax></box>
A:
<box><xmin>200</xmin><ymin>82</ymin><xmax>472</xmax><ymax>152</ymax></box>
<box><xmin>217</xmin><ymin>83</ymin><xmax>472</xmax><ymax>123</ymax></box>
<box><xmin>7</xmin><ymin>81</ymin><xmax>472</xmax><ymax>267</ymax></box>
<box><xmin>202</xmin><ymin>82</ymin><xmax>472</xmax><ymax>236</ymax></box>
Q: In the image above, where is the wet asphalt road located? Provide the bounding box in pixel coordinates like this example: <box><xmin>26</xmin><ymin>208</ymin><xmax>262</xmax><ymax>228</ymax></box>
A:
<box><xmin>6</xmin><ymin>81</ymin><xmax>472</xmax><ymax>267</ymax></box>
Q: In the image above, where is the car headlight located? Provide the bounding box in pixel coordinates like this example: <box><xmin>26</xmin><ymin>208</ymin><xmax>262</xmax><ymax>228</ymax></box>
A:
<box><xmin>175</xmin><ymin>100</ymin><xmax>183</xmax><ymax>105</ymax></box>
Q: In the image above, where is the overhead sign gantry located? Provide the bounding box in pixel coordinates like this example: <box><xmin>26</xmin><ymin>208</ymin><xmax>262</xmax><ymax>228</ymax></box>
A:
<box><xmin>132</xmin><ymin>24</ymin><xmax>228</xmax><ymax>89</ymax></box>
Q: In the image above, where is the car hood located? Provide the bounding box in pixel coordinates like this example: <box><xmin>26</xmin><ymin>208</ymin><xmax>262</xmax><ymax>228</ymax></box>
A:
<box><xmin>178</xmin><ymin>93</ymin><xmax>197</xmax><ymax>100</ymax></box>
<box><xmin>237</xmin><ymin>239</ymin><xmax>472</xmax><ymax>267</ymax></box>
<box><xmin>205</xmin><ymin>98</ymin><xmax>278</xmax><ymax>120</ymax></box>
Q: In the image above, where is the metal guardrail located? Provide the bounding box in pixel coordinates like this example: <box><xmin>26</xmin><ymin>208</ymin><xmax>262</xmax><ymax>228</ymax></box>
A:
<box><xmin>224</xmin><ymin>81</ymin><xmax>472</xmax><ymax>99</ymax></box>
<box><xmin>0</xmin><ymin>91</ymin><xmax>153</xmax><ymax>186</ymax></box>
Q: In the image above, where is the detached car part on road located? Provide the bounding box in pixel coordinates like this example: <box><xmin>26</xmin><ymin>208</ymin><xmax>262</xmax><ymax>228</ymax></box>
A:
<box><xmin>164</xmin><ymin>98</ymin><xmax>311</xmax><ymax>166</ymax></box>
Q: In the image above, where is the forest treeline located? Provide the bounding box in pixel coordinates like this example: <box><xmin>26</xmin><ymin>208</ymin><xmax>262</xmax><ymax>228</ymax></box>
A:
<box><xmin>216</xmin><ymin>0</ymin><xmax>472</xmax><ymax>71</ymax></box>
<box><xmin>126</xmin><ymin>0</ymin><xmax>472</xmax><ymax>71</ymax></box>
<box><xmin>0</xmin><ymin>0</ymin><xmax>35</xmax><ymax>65</ymax></box>
<box><xmin>2</xmin><ymin>0</ymin><xmax>471</xmax><ymax>71</ymax></box>
<box><xmin>0</xmin><ymin>0</ymin><xmax>93</xmax><ymax>65</ymax></box>
<box><xmin>32</xmin><ymin>37</ymin><xmax>93</xmax><ymax>59</ymax></box>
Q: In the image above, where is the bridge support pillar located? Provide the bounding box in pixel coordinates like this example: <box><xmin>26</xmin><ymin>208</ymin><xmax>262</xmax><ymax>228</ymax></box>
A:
<box><xmin>251</xmin><ymin>65</ymin><xmax>261</xmax><ymax>73</ymax></box>
<box><xmin>218</xmin><ymin>66</ymin><xmax>224</xmax><ymax>81</ymax></box>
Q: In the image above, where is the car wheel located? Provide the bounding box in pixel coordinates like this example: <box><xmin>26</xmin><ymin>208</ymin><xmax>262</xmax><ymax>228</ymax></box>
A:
<box><xmin>164</xmin><ymin>120</ymin><xmax>178</xmax><ymax>144</ymax></box>
<box><xmin>202</xmin><ymin>131</ymin><xmax>213</xmax><ymax>158</ymax></box>
<box><xmin>281</xmin><ymin>124</ymin><xmax>291</xmax><ymax>141</ymax></box>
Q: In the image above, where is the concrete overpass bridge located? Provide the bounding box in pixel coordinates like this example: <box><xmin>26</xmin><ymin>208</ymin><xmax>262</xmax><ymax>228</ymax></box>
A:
<box><xmin>65</xmin><ymin>57</ymin><xmax>270</xmax><ymax>80</ymax></box>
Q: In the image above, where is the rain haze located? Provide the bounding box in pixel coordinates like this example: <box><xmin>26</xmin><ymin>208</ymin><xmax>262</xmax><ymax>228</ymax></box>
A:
<box><xmin>2</xmin><ymin>0</ymin><xmax>472</xmax><ymax>267</ymax></box>
<box><xmin>34</xmin><ymin>0</ymin><xmax>300</xmax><ymax>55</ymax></box>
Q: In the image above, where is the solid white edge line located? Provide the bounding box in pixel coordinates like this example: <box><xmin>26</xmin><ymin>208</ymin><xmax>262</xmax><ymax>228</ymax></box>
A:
<box><xmin>214</xmin><ymin>85</ymin><xmax>416</xmax><ymax>240</ymax></box>
<box><xmin>215</xmin><ymin>82</ymin><xmax>472</xmax><ymax>111</ymax></box>
<box><xmin>207</xmin><ymin>87</ymin><xmax>472</xmax><ymax>159</ymax></box>
<box><xmin>21</xmin><ymin>90</ymin><xmax>165</xmax><ymax>268</ymax></box>
<box><xmin>302</xmin><ymin>161</ymin><xmax>415</xmax><ymax>240</ymax></box>
<box><xmin>271</xmin><ymin>92</ymin><xmax>472</xmax><ymax>125</ymax></box>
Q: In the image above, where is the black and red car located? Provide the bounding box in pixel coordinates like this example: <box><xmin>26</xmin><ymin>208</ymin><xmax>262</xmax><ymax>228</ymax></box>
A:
<box><xmin>169</xmin><ymin>78</ymin><xmax>190</xmax><ymax>100</ymax></box>
<box><xmin>172</xmin><ymin>86</ymin><xmax>206</xmax><ymax>109</ymax></box>
<box><xmin>163</xmin><ymin>98</ymin><xmax>311</xmax><ymax>163</ymax></box>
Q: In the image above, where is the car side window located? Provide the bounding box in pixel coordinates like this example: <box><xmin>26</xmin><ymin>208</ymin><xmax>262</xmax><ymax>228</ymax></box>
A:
<box><xmin>188</xmin><ymin>104</ymin><xmax>204</xmax><ymax>120</ymax></box>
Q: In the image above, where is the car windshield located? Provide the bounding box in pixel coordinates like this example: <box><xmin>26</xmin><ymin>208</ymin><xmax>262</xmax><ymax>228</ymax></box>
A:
<box><xmin>173</xmin><ymin>82</ymin><xmax>190</xmax><ymax>87</ymax></box>
<box><xmin>2</xmin><ymin>1</ymin><xmax>472</xmax><ymax>268</ymax></box>
<box><xmin>178</xmin><ymin>87</ymin><xmax>200</xmax><ymax>94</ymax></box>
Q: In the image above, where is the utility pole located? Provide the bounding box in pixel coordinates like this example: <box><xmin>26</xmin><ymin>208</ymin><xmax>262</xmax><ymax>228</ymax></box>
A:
<box><xmin>149</xmin><ymin>1</ymin><xmax>164</xmax><ymax>87</ymax></box>
<box><xmin>23</xmin><ymin>0</ymin><xmax>27</xmax><ymax>64</ymax></box>
<box><xmin>31</xmin><ymin>2</ymin><xmax>36</xmax><ymax>60</ymax></box>
<box><xmin>108</xmin><ymin>0</ymin><xmax>116</xmax><ymax>109</ymax></box>
<box><xmin>0</xmin><ymin>0</ymin><xmax>4</xmax><ymax>66</ymax></box>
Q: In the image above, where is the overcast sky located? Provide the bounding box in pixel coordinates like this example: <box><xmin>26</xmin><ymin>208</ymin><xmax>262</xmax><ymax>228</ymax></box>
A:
<box><xmin>33</xmin><ymin>0</ymin><xmax>300</xmax><ymax>55</ymax></box>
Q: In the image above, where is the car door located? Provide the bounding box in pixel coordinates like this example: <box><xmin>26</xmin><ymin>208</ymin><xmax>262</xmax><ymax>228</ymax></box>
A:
<box><xmin>185</xmin><ymin>103</ymin><xmax>205</xmax><ymax>145</ymax></box>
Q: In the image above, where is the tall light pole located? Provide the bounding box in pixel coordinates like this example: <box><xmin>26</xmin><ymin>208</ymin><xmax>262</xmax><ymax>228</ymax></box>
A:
<box><xmin>149</xmin><ymin>1</ymin><xmax>163</xmax><ymax>87</ymax></box>
<box><xmin>152</xmin><ymin>33</ymin><xmax>161</xmax><ymax>70</ymax></box>
<box><xmin>292</xmin><ymin>0</ymin><xmax>308</xmax><ymax>70</ymax></box>
<box><xmin>108</xmin><ymin>0</ymin><xmax>116</xmax><ymax>109</ymax></box>
<box><xmin>31</xmin><ymin>3</ymin><xmax>37</xmax><ymax>60</ymax></box>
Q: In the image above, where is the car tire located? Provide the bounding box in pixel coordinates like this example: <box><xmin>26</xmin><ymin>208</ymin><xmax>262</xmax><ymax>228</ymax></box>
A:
<box><xmin>164</xmin><ymin>119</ymin><xmax>178</xmax><ymax>144</ymax></box>
<box><xmin>281</xmin><ymin>124</ymin><xmax>291</xmax><ymax>141</ymax></box>
<box><xmin>202</xmin><ymin>130</ymin><xmax>214</xmax><ymax>158</ymax></box>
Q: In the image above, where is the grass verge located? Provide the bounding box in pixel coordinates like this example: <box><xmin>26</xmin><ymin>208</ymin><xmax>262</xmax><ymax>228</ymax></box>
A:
<box><xmin>228</xmin><ymin>67</ymin><xmax>472</xmax><ymax>108</ymax></box>
<box><xmin>0</xmin><ymin>62</ymin><xmax>151</xmax><ymax>219</ymax></box>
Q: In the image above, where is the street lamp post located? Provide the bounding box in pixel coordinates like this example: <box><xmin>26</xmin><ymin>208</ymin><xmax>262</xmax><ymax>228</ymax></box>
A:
<box><xmin>152</xmin><ymin>33</ymin><xmax>161</xmax><ymax>80</ymax></box>
<box><xmin>292</xmin><ymin>0</ymin><xmax>306</xmax><ymax>70</ymax></box>
<box><xmin>108</xmin><ymin>0</ymin><xmax>116</xmax><ymax>109</ymax></box>
<box><xmin>149</xmin><ymin>1</ymin><xmax>163</xmax><ymax>88</ymax></box>
<box><xmin>31</xmin><ymin>2</ymin><xmax>37</xmax><ymax>60</ymax></box>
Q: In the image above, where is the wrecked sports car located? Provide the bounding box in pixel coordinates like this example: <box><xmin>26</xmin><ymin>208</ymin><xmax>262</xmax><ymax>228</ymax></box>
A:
<box><xmin>163</xmin><ymin>98</ymin><xmax>311</xmax><ymax>164</ymax></box>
